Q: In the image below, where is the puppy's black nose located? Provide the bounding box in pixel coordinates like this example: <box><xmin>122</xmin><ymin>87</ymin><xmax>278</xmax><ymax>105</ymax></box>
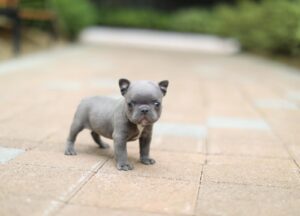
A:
<box><xmin>141</xmin><ymin>108</ymin><xmax>149</xmax><ymax>114</ymax></box>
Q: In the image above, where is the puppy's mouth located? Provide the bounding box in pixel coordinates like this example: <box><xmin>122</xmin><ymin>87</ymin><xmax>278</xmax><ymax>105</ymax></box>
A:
<box><xmin>138</xmin><ymin>117</ymin><xmax>151</xmax><ymax>126</ymax></box>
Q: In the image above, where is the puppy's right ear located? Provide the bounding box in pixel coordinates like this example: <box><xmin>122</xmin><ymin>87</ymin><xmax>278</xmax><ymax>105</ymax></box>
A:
<box><xmin>119</xmin><ymin>78</ymin><xmax>130</xmax><ymax>96</ymax></box>
<box><xmin>158</xmin><ymin>80</ymin><xmax>169</xmax><ymax>96</ymax></box>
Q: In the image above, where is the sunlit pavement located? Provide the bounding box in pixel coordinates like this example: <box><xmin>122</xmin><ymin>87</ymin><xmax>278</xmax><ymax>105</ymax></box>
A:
<box><xmin>0</xmin><ymin>43</ymin><xmax>300</xmax><ymax>216</ymax></box>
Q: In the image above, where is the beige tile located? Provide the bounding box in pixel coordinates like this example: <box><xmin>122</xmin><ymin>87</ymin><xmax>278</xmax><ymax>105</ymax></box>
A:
<box><xmin>100</xmin><ymin>150</ymin><xmax>204</xmax><ymax>181</ymax></box>
<box><xmin>43</xmin><ymin>128</ymin><xmax>107</xmax><ymax>148</ymax></box>
<box><xmin>151</xmin><ymin>136</ymin><xmax>205</xmax><ymax>153</ymax></box>
<box><xmin>38</xmin><ymin>130</ymin><xmax>114</xmax><ymax>157</ymax></box>
<box><xmin>196</xmin><ymin>182</ymin><xmax>300</xmax><ymax>216</ymax></box>
<box><xmin>203</xmin><ymin>156</ymin><xmax>300</xmax><ymax>187</ymax></box>
<box><xmin>242</xmin><ymin>82</ymin><xmax>280</xmax><ymax>100</ymax></box>
<box><xmin>0</xmin><ymin>92</ymin><xmax>86</xmax><ymax>142</ymax></box>
<box><xmin>0</xmin><ymin>163</ymin><xmax>90</xmax><ymax>199</ymax></box>
<box><xmin>71</xmin><ymin>173</ymin><xmax>199</xmax><ymax>215</ymax></box>
<box><xmin>288</xmin><ymin>144</ymin><xmax>300</xmax><ymax>166</ymax></box>
<box><xmin>38</xmin><ymin>140</ymin><xmax>114</xmax><ymax>158</ymax></box>
<box><xmin>208</xmin><ymin>140</ymin><xmax>289</xmax><ymax>158</ymax></box>
<box><xmin>58</xmin><ymin>205</ymin><xmax>166</xmax><ymax>216</ymax></box>
<box><xmin>2</xmin><ymin>42</ymin><xmax>300</xmax><ymax>216</ymax></box>
<box><xmin>126</xmin><ymin>147</ymin><xmax>205</xmax><ymax>164</ymax></box>
<box><xmin>260</xmin><ymin>110</ymin><xmax>300</xmax><ymax>146</ymax></box>
<box><xmin>209</xmin><ymin>128</ymin><xmax>278</xmax><ymax>141</ymax></box>
<box><xmin>208</xmin><ymin>128</ymin><xmax>289</xmax><ymax>157</ymax></box>
<box><xmin>0</xmin><ymin>193</ymin><xmax>61</xmax><ymax>216</ymax></box>
<box><xmin>0</xmin><ymin>88</ymin><xmax>59</xmax><ymax>121</ymax></box>
<box><xmin>0</xmin><ymin>121</ymin><xmax>55</xmax><ymax>142</ymax></box>
<box><xmin>207</xmin><ymin>106</ymin><xmax>260</xmax><ymax>119</ymax></box>
<box><xmin>206</xmin><ymin>155</ymin><xmax>294</xmax><ymax>168</ymax></box>
<box><xmin>11</xmin><ymin>149</ymin><xmax>109</xmax><ymax>171</ymax></box>
<box><xmin>0</xmin><ymin>137</ymin><xmax>40</xmax><ymax>150</ymax></box>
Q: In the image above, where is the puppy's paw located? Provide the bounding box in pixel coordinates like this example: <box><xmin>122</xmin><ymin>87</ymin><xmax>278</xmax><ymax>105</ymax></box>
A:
<box><xmin>140</xmin><ymin>157</ymin><xmax>156</xmax><ymax>165</ymax></box>
<box><xmin>64</xmin><ymin>147</ymin><xmax>77</xmax><ymax>156</ymax></box>
<box><xmin>117</xmin><ymin>162</ymin><xmax>134</xmax><ymax>171</ymax></box>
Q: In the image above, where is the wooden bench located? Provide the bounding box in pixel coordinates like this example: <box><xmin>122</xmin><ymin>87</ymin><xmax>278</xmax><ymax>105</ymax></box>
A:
<box><xmin>0</xmin><ymin>0</ymin><xmax>57</xmax><ymax>55</ymax></box>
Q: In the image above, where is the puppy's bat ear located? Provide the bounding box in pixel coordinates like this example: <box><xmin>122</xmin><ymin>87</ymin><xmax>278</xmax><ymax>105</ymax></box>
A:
<box><xmin>158</xmin><ymin>80</ymin><xmax>169</xmax><ymax>96</ymax></box>
<box><xmin>119</xmin><ymin>78</ymin><xmax>131</xmax><ymax>96</ymax></box>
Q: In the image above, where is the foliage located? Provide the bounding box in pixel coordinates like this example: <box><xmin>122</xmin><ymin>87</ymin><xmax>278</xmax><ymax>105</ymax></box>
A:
<box><xmin>50</xmin><ymin>0</ymin><xmax>97</xmax><ymax>40</ymax></box>
<box><xmin>96</xmin><ymin>0</ymin><xmax>300</xmax><ymax>56</ymax></box>
<box><xmin>97</xmin><ymin>8</ymin><xmax>170</xmax><ymax>30</ymax></box>
<box><xmin>168</xmin><ymin>9</ymin><xmax>218</xmax><ymax>34</ymax></box>
<box><xmin>213</xmin><ymin>0</ymin><xmax>300</xmax><ymax>55</ymax></box>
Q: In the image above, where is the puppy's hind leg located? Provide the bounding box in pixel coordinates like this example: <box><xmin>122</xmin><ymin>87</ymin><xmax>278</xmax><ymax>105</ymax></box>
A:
<box><xmin>65</xmin><ymin>120</ymin><xmax>83</xmax><ymax>155</ymax></box>
<box><xmin>91</xmin><ymin>131</ymin><xmax>110</xmax><ymax>149</ymax></box>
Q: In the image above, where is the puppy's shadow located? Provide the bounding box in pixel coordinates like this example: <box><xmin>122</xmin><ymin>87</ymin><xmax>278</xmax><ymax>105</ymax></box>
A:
<box><xmin>77</xmin><ymin>142</ymin><xmax>114</xmax><ymax>158</ymax></box>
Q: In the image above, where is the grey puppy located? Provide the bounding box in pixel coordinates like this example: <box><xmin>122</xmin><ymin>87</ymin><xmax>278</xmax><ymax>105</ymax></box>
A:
<box><xmin>65</xmin><ymin>78</ymin><xmax>169</xmax><ymax>171</ymax></box>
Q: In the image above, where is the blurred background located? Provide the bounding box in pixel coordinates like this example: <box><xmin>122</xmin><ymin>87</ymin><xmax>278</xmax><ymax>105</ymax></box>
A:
<box><xmin>0</xmin><ymin>0</ymin><xmax>300</xmax><ymax>66</ymax></box>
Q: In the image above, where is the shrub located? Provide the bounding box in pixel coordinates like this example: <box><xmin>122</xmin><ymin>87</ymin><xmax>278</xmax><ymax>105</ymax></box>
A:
<box><xmin>214</xmin><ymin>0</ymin><xmax>300</xmax><ymax>55</ymax></box>
<box><xmin>97</xmin><ymin>8</ymin><xmax>169</xmax><ymax>30</ymax></box>
<box><xmin>169</xmin><ymin>9</ymin><xmax>219</xmax><ymax>34</ymax></box>
<box><xmin>51</xmin><ymin>0</ymin><xmax>97</xmax><ymax>40</ymax></box>
<box><xmin>94</xmin><ymin>0</ymin><xmax>300</xmax><ymax>56</ymax></box>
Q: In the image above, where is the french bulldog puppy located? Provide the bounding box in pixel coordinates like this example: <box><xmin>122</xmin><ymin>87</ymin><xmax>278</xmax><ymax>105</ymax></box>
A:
<box><xmin>65</xmin><ymin>78</ymin><xmax>169</xmax><ymax>171</ymax></box>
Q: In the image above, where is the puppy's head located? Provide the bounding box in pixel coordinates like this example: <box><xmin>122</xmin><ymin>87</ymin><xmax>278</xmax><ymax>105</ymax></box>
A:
<box><xmin>119</xmin><ymin>78</ymin><xmax>169</xmax><ymax>126</ymax></box>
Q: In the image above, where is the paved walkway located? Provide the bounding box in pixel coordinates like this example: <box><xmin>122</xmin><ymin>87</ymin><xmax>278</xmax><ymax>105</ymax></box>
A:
<box><xmin>0</xmin><ymin>44</ymin><xmax>300</xmax><ymax>216</ymax></box>
<box><xmin>80</xmin><ymin>27</ymin><xmax>240</xmax><ymax>54</ymax></box>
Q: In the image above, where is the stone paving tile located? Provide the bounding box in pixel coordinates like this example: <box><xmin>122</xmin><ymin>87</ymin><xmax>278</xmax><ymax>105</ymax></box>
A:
<box><xmin>207</xmin><ymin>117</ymin><xmax>270</xmax><ymax>130</ymax></box>
<box><xmin>0</xmin><ymin>137</ymin><xmax>40</xmax><ymax>150</ymax></box>
<box><xmin>204</xmin><ymin>81</ymin><xmax>260</xmax><ymax>118</ymax></box>
<box><xmin>154</xmin><ymin>122</ymin><xmax>207</xmax><ymax>139</ymax></box>
<box><xmin>160</xmin><ymin>79</ymin><xmax>206</xmax><ymax>124</ymax></box>
<box><xmin>125</xmin><ymin>147</ymin><xmax>205</xmax><ymax>164</ymax></box>
<box><xmin>11</xmin><ymin>149</ymin><xmax>108</xmax><ymax>171</ymax></box>
<box><xmin>0</xmin><ymin>121</ymin><xmax>54</xmax><ymax>142</ymax></box>
<box><xmin>241</xmin><ymin>82</ymin><xmax>282</xmax><ymax>100</ymax></box>
<box><xmin>0</xmin><ymin>163</ymin><xmax>91</xmax><ymax>199</ymax></box>
<box><xmin>1</xmin><ymin>45</ymin><xmax>300</xmax><ymax>216</ymax></box>
<box><xmin>151</xmin><ymin>135</ymin><xmax>205</xmax><ymax>153</ymax></box>
<box><xmin>207</xmin><ymin>104</ymin><xmax>260</xmax><ymax>119</ymax></box>
<box><xmin>255</xmin><ymin>99</ymin><xmax>298</xmax><ymax>110</ymax></box>
<box><xmin>208</xmin><ymin>139</ymin><xmax>289</xmax><ymax>158</ymax></box>
<box><xmin>196</xmin><ymin>182</ymin><xmax>300</xmax><ymax>216</ymax></box>
<box><xmin>39</xmin><ymin>129</ymin><xmax>114</xmax><ymax>157</ymax></box>
<box><xmin>100</xmin><ymin>149</ymin><xmax>204</xmax><ymax>181</ymax></box>
<box><xmin>43</xmin><ymin>126</ymin><xmax>86</xmax><ymax>145</ymax></box>
<box><xmin>203</xmin><ymin>155</ymin><xmax>300</xmax><ymax>187</ymax></box>
<box><xmin>70</xmin><ymin>173</ymin><xmax>199</xmax><ymax>215</ymax></box>
<box><xmin>58</xmin><ymin>204</ymin><xmax>170</xmax><ymax>216</ymax></box>
<box><xmin>259</xmin><ymin>109</ymin><xmax>300</xmax><ymax>145</ymax></box>
<box><xmin>0</xmin><ymin>91</ymin><xmax>58</xmax><ymax>122</ymax></box>
<box><xmin>287</xmin><ymin>90</ymin><xmax>300</xmax><ymax>106</ymax></box>
<box><xmin>208</xmin><ymin>128</ymin><xmax>289</xmax><ymax>158</ymax></box>
<box><xmin>0</xmin><ymin>99</ymin><xmax>68</xmax><ymax>141</ymax></box>
<box><xmin>0</xmin><ymin>192</ymin><xmax>61</xmax><ymax>216</ymax></box>
<box><xmin>209</xmin><ymin>128</ymin><xmax>279</xmax><ymax>141</ymax></box>
<box><xmin>288</xmin><ymin>144</ymin><xmax>300</xmax><ymax>167</ymax></box>
<box><xmin>0</xmin><ymin>146</ymin><xmax>24</xmax><ymax>164</ymax></box>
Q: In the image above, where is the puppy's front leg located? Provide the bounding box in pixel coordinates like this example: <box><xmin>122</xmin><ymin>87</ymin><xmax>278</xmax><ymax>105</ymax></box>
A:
<box><xmin>113</xmin><ymin>136</ymin><xmax>133</xmax><ymax>171</ymax></box>
<box><xmin>139</xmin><ymin>126</ymin><xmax>155</xmax><ymax>165</ymax></box>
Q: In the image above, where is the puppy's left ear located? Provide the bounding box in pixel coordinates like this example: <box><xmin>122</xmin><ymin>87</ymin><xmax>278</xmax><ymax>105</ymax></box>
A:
<box><xmin>158</xmin><ymin>80</ymin><xmax>169</xmax><ymax>96</ymax></box>
<box><xmin>119</xmin><ymin>78</ymin><xmax>131</xmax><ymax>96</ymax></box>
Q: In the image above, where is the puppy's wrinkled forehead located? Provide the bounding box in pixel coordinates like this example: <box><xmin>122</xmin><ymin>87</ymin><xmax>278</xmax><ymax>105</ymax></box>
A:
<box><xmin>126</xmin><ymin>81</ymin><xmax>162</xmax><ymax>101</ymax></box>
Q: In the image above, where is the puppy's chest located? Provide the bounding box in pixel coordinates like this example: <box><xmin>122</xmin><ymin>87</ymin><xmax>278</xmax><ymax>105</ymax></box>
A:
<box><xmin>128</xmin><ymin>125</ymin><xmax>144</xmax><ymax>141</ymax></box>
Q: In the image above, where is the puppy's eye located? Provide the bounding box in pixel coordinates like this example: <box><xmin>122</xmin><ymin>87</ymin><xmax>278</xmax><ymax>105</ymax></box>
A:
<box><xmin>154</xmin><ymin>101</ymin><xmax>161</xmax><ymax>108</ymax></box>
<box><xmin>127</xmin><ymin>102</ymin><xmax>133</xmax><ymax>108</ymax></box>
<box><xmin>127</xmin><ymin>101</ymin><xmax>136</xmax><ymax>108</ymax></box>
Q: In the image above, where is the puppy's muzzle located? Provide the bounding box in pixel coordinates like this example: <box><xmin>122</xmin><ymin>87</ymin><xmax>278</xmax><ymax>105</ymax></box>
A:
<box><xmin>139</xmin><ymin>105</ymin><xmax>150</xmax><ymax>114</ymax></box>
